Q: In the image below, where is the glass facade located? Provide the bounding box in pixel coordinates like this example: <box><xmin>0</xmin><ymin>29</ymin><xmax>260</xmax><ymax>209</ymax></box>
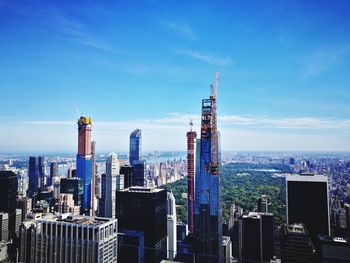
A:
<box><xmin>28</xmin><ymin>156</ymin><xmax>45</xmax><ymax>196</ymax></box>
<box><xmin>76</xmin><ymin>155</ymin><xmax>92</xmax><ymax>214</ymax></box>
<box><xmin>194</xmin><ymin>96</ymin><xmax>223</xmax><ymax>263</ymax></box>
<box><xmin>129</xmin><ymin>129</ymin><xmax>142</xmax><ymax>165</ymax></box>
<box><xmin>287</xmin><ymin>179</ymin><xmax>330</xmax><ymax>240</ymax></box>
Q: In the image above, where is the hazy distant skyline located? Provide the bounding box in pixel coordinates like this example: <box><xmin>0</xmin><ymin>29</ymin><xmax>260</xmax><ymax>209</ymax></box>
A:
<box><xmin>0</xmin><ymin>0</ymin><xmax>350</xmax><ymax>152</ymax></box>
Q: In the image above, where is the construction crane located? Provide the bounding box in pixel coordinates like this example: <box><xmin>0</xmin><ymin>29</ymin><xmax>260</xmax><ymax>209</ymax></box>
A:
<box><xmin>187</xmin><ymin>110</ymin><xmax>194</xmax><ymax>132</ymax></box>
<box><xmin>210</xmin><ymin>72</ymin><xmax>219</xmax><ymax>99</ymax></box>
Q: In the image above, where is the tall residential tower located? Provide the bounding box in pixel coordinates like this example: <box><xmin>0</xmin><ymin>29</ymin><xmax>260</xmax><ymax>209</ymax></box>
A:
<box><xmin>129</xmin><ymin>128</ymin><xmax>142</xmax><ymax>164</ymax></box>
<box><xmin>129</xmin><ymin>129</ymin><xmax>146</xmax><ymax>186</ymax></box>
<box><xmin>76</xmin><ymin>116</ymin><xmax>93</xmax><ymax>215</ymax></box>
<box><xmin>187</xmin><ymin>123</ymin><xmax>197</xmax><ymax>235</ymax></box>
<box><xmin>194</xmin><ymin>73</ymin><xmax>223</xmax><ymax>263</ymax></box>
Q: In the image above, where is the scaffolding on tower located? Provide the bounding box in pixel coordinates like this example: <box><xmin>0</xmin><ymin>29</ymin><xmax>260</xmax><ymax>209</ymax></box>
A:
<box><xmin>210</xmin><ymin>72</ymin><xmax>219</xmax><ymax>176</ymax></box>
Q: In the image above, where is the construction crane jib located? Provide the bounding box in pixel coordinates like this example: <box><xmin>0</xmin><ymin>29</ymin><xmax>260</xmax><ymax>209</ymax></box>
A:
<box><xmin>210</xmin><ymin>72</ymin><xmax>219</xmax><ymax>176</ymax></box>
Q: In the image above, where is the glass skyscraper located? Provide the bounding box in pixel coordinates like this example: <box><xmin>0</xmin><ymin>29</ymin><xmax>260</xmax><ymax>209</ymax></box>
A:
<box><xmin>129</xmin><ymin>129</ymin><xmax>145</xmax><ymax>187</ymax></box>
<box><xmin>286</xmin><ymin>174</ymin><xmax>330</xmax><ymax>242</ymax></box>
<box><xmin>194</xmin><ymin>74</ymin><xmax>223</xmax><ymax>263</ymax></box>
<box><xmin>129</xmin><ymin>128</ymin><xmax>142</xmax><ymax>165</ymax></box>
<box><xmin>28</xmin><ymin>156</ymin><xmax>45</xmax><ymax>196</ymax></box>
<box><xmin>116</xmin><ymin>187</ymin><xmax>167</xmax><ymax>263</ymax></box>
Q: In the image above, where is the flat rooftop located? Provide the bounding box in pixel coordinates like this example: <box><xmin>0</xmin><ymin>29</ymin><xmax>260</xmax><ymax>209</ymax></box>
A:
<box><xmin>121</xmin><ymin>186</ymin><xmax>164</xmax><ymax>193</ymax></box>
<box><xmin>243</xmin><ymin>212</ymin><xmax>274</xmax><ymax>219</ymax></box>
<box><xmin>286</xmin><ymin>173</ymin><xmax>328</xmax><ymax>182</ymax></box>
<box><xmin>38</xmin><ymin>213</ymin><xmax>116</xmax><ymax>226</ymax></box>
<box><xmin>287</xmin><ymin>223</ymin><xmax>307</xmax><ymax>234</ymax></box>
<box><xmin>318</xmin><ymin>235</ymin><xmax>350</xmax><ymax>244</ymax></box>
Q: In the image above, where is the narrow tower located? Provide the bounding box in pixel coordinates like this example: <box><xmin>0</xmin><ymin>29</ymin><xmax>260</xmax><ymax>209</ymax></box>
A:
<box><xmin>99</xmin><ymin>153</ymin><xmax>119</xmax><ymax>218</ymax></box>
<box><xmin>187</xmin><ymin>117</ymin><xmax>197</xmax><ymax>235</ymax></box>
<box><xmin>194</xmin><ymin>73</ymin><xmax>223</xmax><ymax>263</ymax></box>
<box><xmin>91</xmin><ymin>140</ymin><xmax>96</xmax><ymax>216</ymax></box>
<box><xmin>76</xmin><ymin>116</ymin><xmax>93</xmax><ymax>215</ymax></box>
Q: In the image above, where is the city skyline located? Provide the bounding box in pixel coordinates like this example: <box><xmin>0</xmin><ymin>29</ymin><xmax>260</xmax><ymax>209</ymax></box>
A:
<box><xmin>1</xmin><ymin>1</ymin><xmax>350</xmax><ymax>152</ymax></box>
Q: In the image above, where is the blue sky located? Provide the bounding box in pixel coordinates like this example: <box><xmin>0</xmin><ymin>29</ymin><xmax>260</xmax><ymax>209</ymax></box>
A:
<box><xmin>0</xmin><ymin>0</ymin><xmax>350</xmax><ymax>152</ymax></box>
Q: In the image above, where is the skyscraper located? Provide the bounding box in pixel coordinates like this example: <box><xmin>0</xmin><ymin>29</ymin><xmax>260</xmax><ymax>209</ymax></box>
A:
<box><xmin>187</xmin><ymin>126</ymin><xmax>197</xmax><ymax>235</ymax></box>
<box><xmin>315</xmin><ymin>235</ymin><xmax>350</xmax><ymax>262</ymax></box>
<box><xmin>116</xmin><ymin>187</ymin><xmax>167</xmax><ymax>263</ymax></box>
<box><xmin>240</xmin><ymin>212</ymin><xmax>274</xmax><ymax>263</ymax></box>
<box><xmin>129</xmin><ymin>128</ymin><xmax>142</xmax><ymax>165</ymax></box>
<box><xmin>120</xmin><ymin>164</ymin><xmax>133</xmax><ymax>189</ymax></box>
<box><xmin>17</xmin><ymin>196</ymin><xmax>32</xmax><ymax>221</ymax></box>
<box><xmin>28</xmin><ymin>156</ymin><xmax>45</xmax><ymax>196</ymax></box>
<box><xmin>167</xmin><ymin>191</ymin><xmax>177</xmax><ymax>260</ymax></box>
<box><xmin>91</xmin><ymin>140</ymin><xmax>96</xmax><ymax>216</ymax></box>
<box><xmin>286</xmin><ymin>174</ymin><xmax>330</xmax><ymax>241</ymax></box>
<box><xmin>49</xmin><ymin>162</ymin><xmax>58</xmax><ymax>186</ymax></box>
<box><xmin>194</xmin><ymin>73</ymin><xmax>223</xmax><ymax>263</ymax></box>
<box><xmin>76</xmin><ymin>116</ymin><xmax>93</xmax><ymax>215</ymax></box>
<box><xmin>257</xmin><ymin>195</ymin><xmax>268</xmax><ymax>213</ymax></box>
<box><xmin>19</xmin><ymin>214</ymin><xmax>118</xmax><ymax>263</ymax></box>
<box><xmin>99</xmin><ymin>153</ymin><xmax>120</xmax><ymax>218</ymax></box>
<box><xmin>58</xmin><ymin>193</ymin><xmax>79</xmax><ymax>214</ymax></box>
<box><xmin>130</xmin><ymin>129</ymin><xmax>145</xmax><ymax>187</ymax></box>
<box><xmin>280</xmin><ymin>223</ymin><xmax>317</xmax><ymax>263</ymax></box>
<box><xmin>0</xmin><ymin>171</ymin><xmax>18</xmax><ymax>240</ymax></box>
<box><xmin>118</xmin><ymin>230</ymin><xmax>145</xmax><ymax>263</ymax></box>
<box><xmin>0</xmin><ymin>213</ymin><xmax>8</xmax><ymax>242</ymax></box>
<box><xmin>60</xmin><ymin>177</ymin><xmax>84</xmax><ymax>210</ymax></box>
<box><xmin>132</xmin><ymin>160</ymin><xmax>146</xmax><ymax>187</ymax></box>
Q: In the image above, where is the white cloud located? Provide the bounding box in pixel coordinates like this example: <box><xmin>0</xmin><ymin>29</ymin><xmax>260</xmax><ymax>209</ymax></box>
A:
<box><xmin>300</xmin><ymin>44</ymin><xmax>350</xmax><ymax>78</ymax></box>
<box><xmin>219</xmin><ymin>115</ymin><xmax>350</xmax><ymax>130</ymax></box>
<box><xmin>175</xmin><ymin>49</ymin><xmax>233</xmax><ymax>66</ymax></box>
<box><xmin>4</xmin><ymin>0</ymin><xmax>121</xmax><ymax>53</ymax></box>
<box><xmin>160</xmin><ymin>19</ymin><xmax>197</xmax><ymax>40</ymax></box>
<box><xmin>2</xmin><ymin>113</ymin><xmax>350</xmax><ymax>152</ymax></box>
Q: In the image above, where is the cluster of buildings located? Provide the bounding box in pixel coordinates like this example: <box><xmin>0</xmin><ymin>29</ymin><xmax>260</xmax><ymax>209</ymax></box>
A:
<box><xmin>0</xmin><ymin>74</ymin><xmax>349</xmax><ymax>262</ymax></box>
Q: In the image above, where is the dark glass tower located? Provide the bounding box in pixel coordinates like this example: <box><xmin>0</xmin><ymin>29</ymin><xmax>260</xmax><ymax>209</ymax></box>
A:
<box><xmin>28</xmin><ymin>156</ymin><xmax>45</xmax><ymax>196</ymax></box>
<box><xmin>132</xmin><ymin>160</ymin><xmax>146</xmax><ymax>187</ymax></box>
<box><xmin>194</xmin><ymin>73</ymin><xmax>223</xmax><ymax>263</ymax></box>
<box><xmin>0</xmin><ymin>171</ymin><xmax>18</xmax><ymax>239</ymax></box>
<box><xmin>116</xmin><ymin>187</ymin><xmax>167</xmax><ymax>263</ymax></box>
<box><xmin>120</xmin><ymin>164</ymin><xmax>133</xmax><ymax>189</ymax></box>
<box><xmin>129</xmin><ymin>128</ymin><xmax>142</xmax><ymax>165</ymax></box>
<box><xmin>60</xmin><ymin>177</ymin><xmax>84</xmax><ymax>210</ymax></box>
<box><xmin>286</xmin><ymin>174</ymin><xmax>330</xmax><ymax>242</ymax></box>
<box><xmin>281</xmin><ymin>223</ymin><xmax>317</xmax><ymax>263</ymax></box>
<box><xmin>240</xmin><ymin>212</ymin><xmax>274</xmax><ymax>263</ymax></box>
<box><xmin>129</xmin><ymin>129</ymin><xmax>145</xmax><ymax>187</ymax></box>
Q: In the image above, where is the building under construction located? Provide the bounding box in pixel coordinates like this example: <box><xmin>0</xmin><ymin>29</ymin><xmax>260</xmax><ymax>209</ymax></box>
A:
<box><xmin>76</xmin><ymin>116</ymin><xmax>93</xmax><ymax>215</ymax></box>
<box><xmin>187</xmin><ymin>120</ymin><xmax>197</xmax><ymax>235</ymax></box>
<box><xmin>194</xmin><ymin>73</ymin><xmax>223</xmax><ymax>263</ymax></box>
